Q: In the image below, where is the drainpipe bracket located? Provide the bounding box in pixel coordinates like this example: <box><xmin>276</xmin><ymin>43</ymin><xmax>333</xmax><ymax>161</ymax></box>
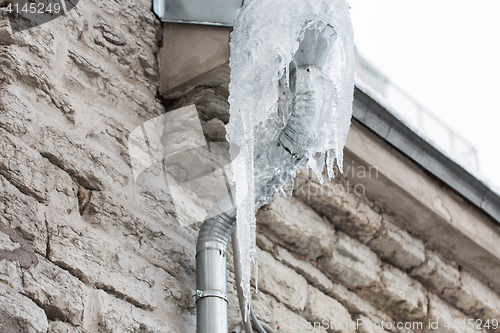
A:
<box><xmin>194</xmin><ymin>289</ymin><xmax>228</xmax><ymax>303</ymax></box>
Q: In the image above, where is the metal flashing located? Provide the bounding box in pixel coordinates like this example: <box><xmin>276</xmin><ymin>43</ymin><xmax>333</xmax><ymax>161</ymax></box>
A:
<box><xmin>153</xmin><ymin>0</ymin><xmax>243</xmax><ymax>26</ymax></box>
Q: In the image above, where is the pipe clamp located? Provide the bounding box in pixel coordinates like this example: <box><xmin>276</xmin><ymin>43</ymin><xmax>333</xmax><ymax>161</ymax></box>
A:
<box><xmin>194</xmin><ymin>289</ymin><xmax>228</xmax><ymax>303</ymax></box>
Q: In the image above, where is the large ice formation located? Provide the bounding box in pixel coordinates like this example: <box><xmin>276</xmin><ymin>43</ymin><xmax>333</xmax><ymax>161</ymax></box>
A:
<box><xmin>226</xmin><ymin>0</ymin><xmax>355</xmax><ymax>317</ymax></box>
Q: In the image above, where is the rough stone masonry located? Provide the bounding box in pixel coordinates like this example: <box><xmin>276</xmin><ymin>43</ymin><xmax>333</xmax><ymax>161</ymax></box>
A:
<box><xmin>1</xmin><ymin>0</ymin><xmax>500</xmax><ymax>332</ymax></box>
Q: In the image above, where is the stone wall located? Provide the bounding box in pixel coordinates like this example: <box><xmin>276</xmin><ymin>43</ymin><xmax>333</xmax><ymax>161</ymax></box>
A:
<box><xmin>1</xmin><ymin>1</ymin><xmax>500</xmax><ymax>332</ymax></box>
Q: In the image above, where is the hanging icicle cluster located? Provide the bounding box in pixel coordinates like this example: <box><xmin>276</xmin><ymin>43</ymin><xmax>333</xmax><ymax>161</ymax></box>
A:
<box><xmin>226</xmin><ymin>0</ymin><xmax>355</xmax><ymax>318</ymax></box>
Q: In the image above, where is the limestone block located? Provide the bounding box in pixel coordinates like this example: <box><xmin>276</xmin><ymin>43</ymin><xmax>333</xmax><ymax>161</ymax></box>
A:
<box><xmin>227</xmin><ymin>273</ymin><xmax>328</xmax><ymax>333</ymax></box>
<box><xmin>398</xmin><ymin>327</ymin><xmax>417</xmax><ymax>333</ymax></box>
<box><xmin>89</xmin><ymin>0</ymin><xmax>161</xmax><ymax>53</ymax></box>
<box><xmin>328</xmin><ymin>284</ymin><xmax>395</xmax><ymax>329</ymax></box>
<box><xmin>227</xmin><ymin>269</ymin><xmax>242</xmax><ymax>328</ymax></box>
<box><xmin>23</xmin><ymin>255</ymin><xmax>87</xmax><ymax>325</ymax></box>
<box><xmin>410</xmin><ymin>251</ymin><xmax>460</xmax><ymax>294</ymax></box>
<box><xmin>81</xmin><ymin>190</ymin><xmax>197</xmax><ymax>278</ymax></box>
<box><xmin>257</xmin><ymin>196</ymin><xmax>335</xmax><ymax>260</ymax></box>
<box><xmin>168</xmin><ymin>87</ymin><xmax>230</xmax><ymax>123</ymax></box>
<box><xmin>352</xmin><ymin>314</ymin><xmax>391</xmax><ymax>333</ymax></box>
<box><xmin>86</xmin><ymin>184</ymin><xmax>176</xmax><ymax>234</ymax></box>
<box><xmin>294</xmin><ymin>169</ymin><xmax>381</xmax><ymax>243</ymax></box>
<box><xmin>320</xmin><ymin>232</ymin><xmax>381</xmax><ymax>288</ymax></box>
<box><xmin>274</xmin><ymin>245</ymin><xmax>333</xmax><ymax>294</ymax></box>
<box><xmin>353</xmin><ymin>201</ymin><xmax>384</xmax><ymax>243</ymax></box>
<box><xmin>203</xmin><ymin>118</ymin><xmax>227</xmax><ymax>142</ymax></box>
<box><xmin>0</xmin><ymin>284</ymin><xmax>48</xmax><ymax>333</ymax></box>
<box><xmin>424</xmin><ymin>293</ymin><xmax>475</xmax><ymax>333</ymax></box>
<box><xmin>0</xmin><ymin>130</ymin><xmax>77</xmax><ymax>210</ymax></box>
<box><xmin>305</xmin><ymin>285</ymin><xmax>355</xmax><ymax>333</ymax></box>
<box><xmin>256</xmin><ymin>233</ymin><xmax>275</xmax><ymax>253</ymax></box>
<box><xmin>444</xmin><ymin>271</ymin><xmax>500</xmax><ymax>322</ymax></box>
<box><xmin>0</xmin><ymin>44</ymin><xmax>75</xmax><ymax>119</ymax></box>
<box><xmin>65</xmin><ymin>47</ymin><xmax>163</xmax><ymax>119</ymax></box>
<box><xmin>94</xmin><ymin>290</ymin><xmax>168</xmax><ymax>333</ymax></box>
<box><xmin>252</xmin><ymin>293</ymin><xmax>328</xmax><ymax>333</ymax></box>
<box><xmin>0</xmin><ymin>259</ymin><xmax>23</xmax><ymax>292</ymax></box>
<box><xmin>81</xmin><ymin>11</ymin><xmax>161</xmax><ymax>91</ymax></box>
<box><xmin>257</xmin><ymin>248</ymin><xmax>308</xmax><ymax>312</ymax></box>
<box><xmin>47</xmin><ymin>215</ymin><xmax>156</xmax><ymax>310</ymax></box>
<box><xmin>0</xmin><ymin>229</ymin><xmax>21</xmax><ymax>252</ymax></box>
<box><xmin>48</xmin><ymin>321</ymin><xmax>84</xmax><ymax>333</ymax></box>
<box><xmin>0</xmin><ymin>175</ymin><xmax>47</xmax><ymax>254</ymax></box>
<box><xmin>82</xmin><ymin>190</ymin><xmax>147</xmax><ymax>229</ymax></box>
<box><xmin>0</xmin><ymin>220</ymin><xmax>38</xmax><ymax>272</ymax></box>
<box><xmin>37</xmin><ymin>126</ymin><xmax>131</xmax><ymax>191</ymax></box>
<box><xmin>0</xmin><ymin>86</ymin><xmax>35</xmax><ymax>136</ymax></box>
<box><xmin>369</xmin><ymin>264</ymin><xmax>427</xmax><ymax>321</ymax></box>
<box><xmin>0</xmin><ymin>9</ymin><xmax>15</xmax><ymax>45</ymax></box>
<box><xmin>368</xmin><ymin>218</ymin><xmax>425</xmax><ymax>270</ymax></box>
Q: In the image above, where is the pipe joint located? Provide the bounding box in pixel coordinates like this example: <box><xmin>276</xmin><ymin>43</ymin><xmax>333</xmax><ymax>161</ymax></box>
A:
<box><xmin>196</xmin><ymin>241</ymin><xmax>227</xmax><ymax>257</ymax></box>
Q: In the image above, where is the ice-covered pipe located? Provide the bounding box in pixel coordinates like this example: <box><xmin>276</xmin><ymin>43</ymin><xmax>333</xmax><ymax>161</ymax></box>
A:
<box><xmin>255</xmin><ymin>22</ymin><xmax>338</xmax><ymax>207</ymax></box>
<box><xmin>196</xmin><ymin>22</ymin><xmax>339</xmax><ymax>333</ymax></box>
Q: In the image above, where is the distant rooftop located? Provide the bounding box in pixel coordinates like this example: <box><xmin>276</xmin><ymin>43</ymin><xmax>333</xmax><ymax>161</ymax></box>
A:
<box><xmin>354</xmin><ymin>49</ymin><xmax>479</xmax><ymax>171</ymax></box>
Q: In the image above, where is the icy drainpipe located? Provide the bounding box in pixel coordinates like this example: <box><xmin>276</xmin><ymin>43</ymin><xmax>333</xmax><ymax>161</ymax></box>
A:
<box><xmin>195</xmin><ymin>24</ymin><xmax>338</xmax><ymax>333</ymax></box>
<box><xmin>152</xmin><ymin>1</ymin><xmax>347</xmax><ymax>332</ymax></box>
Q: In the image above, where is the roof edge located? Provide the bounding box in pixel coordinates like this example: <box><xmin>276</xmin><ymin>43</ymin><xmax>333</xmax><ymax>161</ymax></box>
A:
<box><xmin>352</xmin><ymin>85</ymin><xmax>500</xmax><ymax>227</ymax></box>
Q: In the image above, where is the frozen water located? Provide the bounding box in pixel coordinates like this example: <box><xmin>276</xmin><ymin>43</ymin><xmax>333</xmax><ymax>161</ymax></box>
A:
<box><xmin>226</xmin><ymin>0</ymin><xmax>355</xmax><ymax>318</ymax></box>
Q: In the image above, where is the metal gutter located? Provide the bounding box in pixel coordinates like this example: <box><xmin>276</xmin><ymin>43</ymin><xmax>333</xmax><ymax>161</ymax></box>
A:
<box><xmin>352</xmin><ymin>85</ymin><xmax>500</xmax><ymax>226</ymax></box>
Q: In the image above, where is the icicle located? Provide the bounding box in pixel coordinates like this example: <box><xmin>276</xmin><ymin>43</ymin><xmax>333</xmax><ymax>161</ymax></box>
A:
<box><xmin>326</xmin><ymin>149</ymin><xmax>336</xmax><ymax>180</ymax></box>
<box><xmin>307</xmin><ymin>152</ymin><xmax>326</xmax><ymax>183</ymax></box>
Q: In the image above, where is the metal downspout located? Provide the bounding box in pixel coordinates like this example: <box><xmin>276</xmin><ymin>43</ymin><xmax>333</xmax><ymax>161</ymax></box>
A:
<box><xmin>196</xmin><ymin>188</ymin><xmax>237</xmax><ymax>333</ymax></box>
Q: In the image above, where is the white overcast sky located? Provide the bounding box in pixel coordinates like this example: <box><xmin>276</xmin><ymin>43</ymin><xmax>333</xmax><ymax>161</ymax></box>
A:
<box><xmin>347</xmin><ymin>0</ymin><xmax>500</xmax><ymax>189</ymax></box>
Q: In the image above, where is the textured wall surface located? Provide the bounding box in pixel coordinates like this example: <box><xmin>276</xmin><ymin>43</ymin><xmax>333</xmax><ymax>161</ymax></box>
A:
<box><xmin>1</xmin><ymin>1</ymin><xmax>500</xmax><ymax>333</ymax></box>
